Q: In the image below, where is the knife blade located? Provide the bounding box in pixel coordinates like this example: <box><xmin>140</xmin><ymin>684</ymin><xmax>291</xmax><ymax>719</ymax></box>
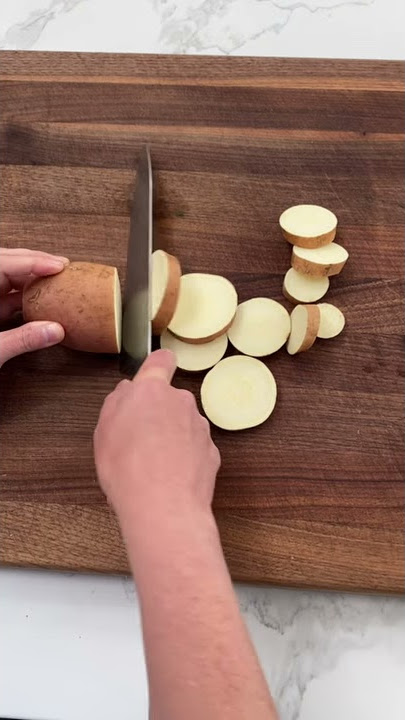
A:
<box><xmin>120</xmin><ymin>146</ymin><xmax>153</xmax><ymax>376</ymax></box>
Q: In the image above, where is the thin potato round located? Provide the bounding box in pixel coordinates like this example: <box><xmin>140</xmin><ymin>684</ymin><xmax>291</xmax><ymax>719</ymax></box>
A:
<box><xmin>287</xmin><ymin>304</ymin><xmax>320</xmax><ymax>355</ymax></box>
<box><xmin>292</xmin><ymin>242</ymin><xmax>348</xmax><ymax>277</ymax></box>
<box><xmin>23</xmin><ymin>261</ymin><xmax>121</xmax><ymax>353</ymax></box>
<box><xmin>201</xmin><ymin>355</ymin><xmax>277</xmax><ymax>431</ymax></box>
<box><xmin>151</xmin><ymin>250</ymin><xmax>181</xmax><ymax>335</ymax></box>
<box><xmin>317</xmin><ymin>303</ymin><xmax>346</xmax><ymax>339</ymax></box>
<box><xmin>160</xmin><ymin>330</ymin><xmax>228</xmax><ymax>371</ymax></box>
<box><xmin>168</xmin><ymin>273</ymin><xmax>237</xmax><ymax>344</ymax></box>
<box><xmin>283</xmin><ymin>268</ymin><xmax>329</xmax><ymax>304</ymax></box>
<box><xmin>280</xmin><ymin>204</ymin><xmax>337</xmax><ymax>248</ymax></box>
<box><xmin>227</xmin><ymin>297</ymin><xmax>290</xmax><ymax>357</ymax></box>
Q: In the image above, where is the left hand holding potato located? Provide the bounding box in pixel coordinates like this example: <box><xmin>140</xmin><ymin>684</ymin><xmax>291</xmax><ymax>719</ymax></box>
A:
<box><xmin>0</xmin><ymin>248</ymin><xmax>69</xmax><ymax>367</ymax></box>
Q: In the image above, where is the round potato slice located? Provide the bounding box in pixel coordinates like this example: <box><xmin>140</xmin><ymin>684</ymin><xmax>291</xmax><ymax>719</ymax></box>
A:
<box><xmin>317</xmin><ymin>303</ymin><xmax>346</xmax><ymax>339</ymax></box>
<box><xmin>283</xmin><ymin>268</ymin><xmax>329</xmax><ymax>304</ymax></box>
<box><xmin>201</xmin><ymin>355</ymin><xmax>277</xmax><ymax>431</ymax></box>
<box><xmin>227</xmin><ymin>298</ymin><xmax>290</xmax><ymax>357</ymax></box>
<box><xmin>280</xmin><ymin>204</ymin><xmax>337</xmax><ymax>248</ymax></box>
<box><xmin>168</xmin><ymin>273</ymin><xmax>238</xmax><ymax>344</ymax></box>
<box><xmin>23</xmin><ymin>261</ymin><xmax>121</xmax><ymax>354</ymax></box>
<box><xmin>287</xmin><ymin>304</ymin><xmax>320</xmax><ymax>355</ymax></box>
<box><xmin>292</xmin><ymin>242</ymin><xmax>348</xmax><ymax>277</ymax></box>
<box><xmin>151</xmin><ymin>250</ymin><xmax>181</xmax><ymax>335</ymax></box>
<box><xmin>160</xmin><ymin>330</ymin><xmax>228</xmax><ymax>371</ymax></box>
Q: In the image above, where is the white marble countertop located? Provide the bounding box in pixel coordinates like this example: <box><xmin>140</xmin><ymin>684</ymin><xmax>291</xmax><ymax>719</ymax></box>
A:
<box><xmin>0</xmin><ymin>2</ymin><xmax>404</xmax><ymax>719</ymax></box>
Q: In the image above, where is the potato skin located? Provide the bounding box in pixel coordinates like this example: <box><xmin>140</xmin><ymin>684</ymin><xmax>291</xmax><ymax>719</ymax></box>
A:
<box><xmin>291</xmin><ymin>252</ymin><xmax>347</xmax><ymax>278</ymax></box>
<box><xmin>282</xmin><ymin>227</ymin><xmax>336</xmax><ymax>248</ymax></box>
<box><xmin>23</xmin><ymin>261</ymin><xmax>120</xmax><ymax>354</ymax></box>
<box><xmin>152</xmin><ymin>253</ymin><xmax>181</xmax><ymax>336</ymax></box>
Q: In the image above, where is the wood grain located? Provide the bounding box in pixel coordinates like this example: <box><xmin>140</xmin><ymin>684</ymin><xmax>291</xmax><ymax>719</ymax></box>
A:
<box><xmin>0</xmin><ymin>51</ymin><xmax>403</xmax><ymax>593</ymax></box>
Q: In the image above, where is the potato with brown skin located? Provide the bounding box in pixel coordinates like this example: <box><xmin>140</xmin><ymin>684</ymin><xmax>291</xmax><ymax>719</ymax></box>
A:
<box><xmin>151</xmin><ymin>250</ymin><xmax>182</xmax><ymax>335</ymax></box>
<box><xmin>23</xmin><ymin>261</ymin><xmax>122</xmax><ymax>354</ymax></box>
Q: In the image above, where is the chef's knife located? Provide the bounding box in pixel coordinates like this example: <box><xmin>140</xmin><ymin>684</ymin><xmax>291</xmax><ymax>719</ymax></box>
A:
<box><xmin>120</xmin><ymin>146</ymin><xmax>153</xmax><ymax>376</ymax></box>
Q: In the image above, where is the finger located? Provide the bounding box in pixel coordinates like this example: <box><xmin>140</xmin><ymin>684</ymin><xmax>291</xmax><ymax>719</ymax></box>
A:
<box><xmin>133</xmin><ymin>349</ymin><xmax>177</xmax><ymax>385</ymax></box>
<box><xmin>0</xmin><ymin>247</ymin><xmax>70</xmax><ymax>263</ymax></box>
<box><xmin>0</xmin><ymin>292</ymin><xmax>22</xmax><ymax>323</ymax></box>
<box><xmin>4</xmin><ymin>274</ymin><xmax>34</xmax><ymax>291</ymax></box>
<box><xmin>0</xmin><ymin>254</ymin><xmax>69</xmax><ymax>294</ymax></box>
<box><xmin>0</xmin><ymin>321</ymin><xmax>65</xmax><ymax>367</ymax></box>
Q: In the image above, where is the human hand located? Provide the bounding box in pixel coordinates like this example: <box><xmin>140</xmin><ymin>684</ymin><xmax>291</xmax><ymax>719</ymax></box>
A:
<box><xmin>0</xmin><ymin>247</ymin><xmax>69</xmax><ymax>367</ymax></box>
<box><xmin>94</xmin><ymin>349</ymin><xmax>221</xmax><ymax>525</ymax></box>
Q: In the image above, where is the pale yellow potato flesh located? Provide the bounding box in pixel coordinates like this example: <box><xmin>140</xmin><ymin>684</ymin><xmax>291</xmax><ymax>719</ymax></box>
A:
<box><xmin>160</xmin><ymin>330</ymin><xmax>228</xmax><ymax>371</ymax></box>
<box><xmin>287</xmin><ymin>304</ymin><xmax>320</xmax><ymax>355</ymax></box>
<box><xmin>317</xmin><ymin>303</ymin><xmax>346</xmax><ymax>339</ymax></box>
<box><xmin>228</xmin><ymin>297</ymin><xmax>291</xmax><ymax>357</ymax></box>
<box><xmin>280</xmin><ymin>204</ymin><xmax>337</xmax><ymax>247</ymax></box>
<box><xmin>201</xmin><ymin>355</ymin><xmax>277</xmax><ymax>431</ymax></box>
<box><xmin>292</xmin><ymin>242</ymin><xmax>348</xmax><ymax>277</ymax></box>
<box><xmin>151</xmin><ymin>250</ymin><xmax>169</xmax><ymax>320</ymax></box>
<box><xmin>283</xmin><ymin>268</ymin><xmax>329</xmax><ymax>304</ymax></box>
<box><xmin>168</xmin><ymin>273</ymin><xmax>238</xmax><ymax>343</ymax></box>
<box><xmin>114</xmin><ymin>268</ymin><xmax>122</xmax><ymax>352</ymax></box>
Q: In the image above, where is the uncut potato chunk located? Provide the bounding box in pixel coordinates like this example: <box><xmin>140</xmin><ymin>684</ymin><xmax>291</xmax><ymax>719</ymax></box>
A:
<box><xmin>280</xmin><ymin>204</ymin><xmax>337</xmax><ymax>248</ymax></box>
<box><xmin>227</xmin><ymin>297</ymin><xmax>290</xmax><ymax>357</ymax></box>
<box><xmin>283</xmin><ymin>268</ymin><xmax>329</xmax><ymax>304</ymax></box>
<box><xmin>292</xmin><ymin>242</ymin><xmax>348</xmax><ymax>277</ymax></box>
<box><xmin>160</xmin><ymin>330</ymin><xmax>228</xmax><ymax>371</ymax></box>
<box><xmin>168</xmin><ymin>273</ymin><xmax>238</xmax><ymax>344</ymax></box>
<box><xmin>23</xmin><ymin>261</ymin><xmax>121</xmax><ymax>354</ymax></box>
<box><xmin>287</xmin><ymin>304</ymin><xmax>320</xmax><ymax>355</ymax></box>
<box><xmin>151</xmin><ymin>250</ymin><xmax>181</xmax><ymax>335</ymax></box>
<box><xmin>200</xmin><ymin>355</ymin><xmax>277</xmax><ymax>431</ymax></box>
<box><xmin>317</xmin><ymin>303</ymin><xmax>346</xmax><ymax>339</ymax></box>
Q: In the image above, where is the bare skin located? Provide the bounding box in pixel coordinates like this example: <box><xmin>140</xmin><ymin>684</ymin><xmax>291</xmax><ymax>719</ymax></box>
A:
<box><xmin>0</xmin><ymin>247</ymin><xmax>68</xmax><ymax>366</ymax></box>
<box><xmin>95</xmin><ymin>350</ymin><xmax>278</xmax><ymax>720</ymax></box>
<box><xmin>1</xmin><ymin>247</ymin><xmax>278</xmax><ymax>719</ymax></box>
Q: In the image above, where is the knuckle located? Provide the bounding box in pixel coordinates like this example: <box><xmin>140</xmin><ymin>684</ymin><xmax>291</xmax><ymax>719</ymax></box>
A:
<box><xmin>177</xmin><ymin>389</ymin><xmax>196</xmax><ymax>407</ymax></box>
<box><xmin>20</xmin><ymin>324</ymin><xmax>37</xmax><ymax>352</ymax></box>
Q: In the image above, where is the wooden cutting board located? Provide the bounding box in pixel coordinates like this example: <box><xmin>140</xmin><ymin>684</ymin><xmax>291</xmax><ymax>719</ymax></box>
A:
<box><xmin>0</xmin><ymin>51</ymin><xmax>403</xmax><ymax>593</ymax></box>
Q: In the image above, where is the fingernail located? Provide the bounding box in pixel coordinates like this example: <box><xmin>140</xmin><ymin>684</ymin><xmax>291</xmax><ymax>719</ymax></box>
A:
<box><xmin>43</xmin><ymin>322</ymin><xmax>65</xmax><ymax>345</ymax></box>
<box><xmin>56</xmin><ymin>256</ymin><xmax>70</xmax><ymax>266</ymax></box>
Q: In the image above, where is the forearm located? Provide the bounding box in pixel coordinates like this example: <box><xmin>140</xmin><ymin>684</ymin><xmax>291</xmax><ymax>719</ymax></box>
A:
<box><xmin>117</xmin><ymin>502</ymin><xmax>278</xmax><ymax>720</ymax></box>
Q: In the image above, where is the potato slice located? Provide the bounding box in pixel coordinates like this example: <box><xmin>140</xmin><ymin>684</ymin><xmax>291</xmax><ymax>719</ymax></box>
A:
<box><xmin>287</xmin><ymin>304</ymin><xmax>320</xmax><ymax>355</ymax></box>
<box><xmin>201</xmin><ymin>355</ymin><xmax>277</xmax><ymax>431</ymax></box>
<box><xmin>151</xmin><ymin>250</ymin><xmax>181</xmax><ymax>335</ymax></box>
<box><xmin>160</xmin><ymin>330</ymin><xmax>228</xmax><ymax>371</ymax></box>
<box><xmin>23</xmin><ymin>261</ymin><xmax>122</xmax><ymax>354</ymax></box>
<box><xmin>317</xmin><ymin>303</ymin><xmax>346</xmax><ymax>339</ymax></box>
<box><xmin>283</xmin><ymin>268</ymin><xmax>329</xmax><ymax>304</ymax></box>
<box><xmin>168</xmin><ymin>273</ymin><xmax>238</xmax><ymax>344</ymax></box>
<box><xmin>227</xmin><ymin>298</ymin><xmax>290</xmax><ymax>357</ymax></box>
<box><xmin>292</xmin><ymin>242</ymin><xmax>348</xmax><ymax>277</ymax></box>
<box><xmin>280</xmin><ymin>204</ymin><xmax>337</xmax><ymax>248</ymax></box>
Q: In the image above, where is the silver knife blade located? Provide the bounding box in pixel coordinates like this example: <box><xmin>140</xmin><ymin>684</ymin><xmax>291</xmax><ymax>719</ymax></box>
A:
<box><xmin>120</xmin><ymin>146</ymin><xmax>153</xmax><ymax>376</ymax></box>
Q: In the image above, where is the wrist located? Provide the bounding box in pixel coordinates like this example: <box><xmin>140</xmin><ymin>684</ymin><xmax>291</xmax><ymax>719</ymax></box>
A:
<box><xmin>117</xmin><ymin>499</ymin><xmax>222</xmax><ymax>577</ymax></box>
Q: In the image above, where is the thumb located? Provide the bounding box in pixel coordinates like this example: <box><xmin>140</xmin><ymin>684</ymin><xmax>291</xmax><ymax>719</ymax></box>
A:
<box><xmin>0</xmin><ymin>321</ymin><xmax>65</xmax><ymax>367</ymax></box>
<box><xmin>133</xmin><ymin>349</ymin><xmax>177</xmax><ymax>384</ymax></box>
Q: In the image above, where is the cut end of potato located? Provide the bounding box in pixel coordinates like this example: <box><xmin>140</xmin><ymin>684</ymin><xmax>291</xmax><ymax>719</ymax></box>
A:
<box><xmin>280</xmin><ymin>204</ymin><xmax>337</xmax><ymax>248</ymax></box>
<box><xmin>317</xmin><ymin>303</ymin><xmax>346</xmax><ymax>339</ymax></box>
<box><xmin>287</xmin><ymin>304</ymin><xmax>320</xmax><ymax>355</ymax></box>
<box><xmin>151</xmin><ymin>250</ymin><xmax>181</xmax><ymax>335</ymax></box>
<box><xmin>114</xmin><ymin>268</ymin><xmax>122</xmax><ymax>352</ymax></box>
<box><xmin>201</xmin><ymin>355</ymin><xmax>277</xmax><ymax>431</ymax></box>
<box><xmin>228</xmin><ymin>297</ymin><xmax>290</xmax><ymax>357</ymax></box>
<box><xmin>160</xmin><ymin>330</ymin><xmax>228</xmax><ymax>371</ymax></box>
<box><xmin>292</xmin><ymin>242</ymin><xmax>348</xmax><ymax>277</ymax></box>
<box><xmin>283</xmin><ymin>267</ymin><xmax>329</xmax><ymax>304</ymax></box>
<box><xmin>168</xmin><ymin>273</ymin><xmax>238</xmax><ymax>344</ymax></box>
